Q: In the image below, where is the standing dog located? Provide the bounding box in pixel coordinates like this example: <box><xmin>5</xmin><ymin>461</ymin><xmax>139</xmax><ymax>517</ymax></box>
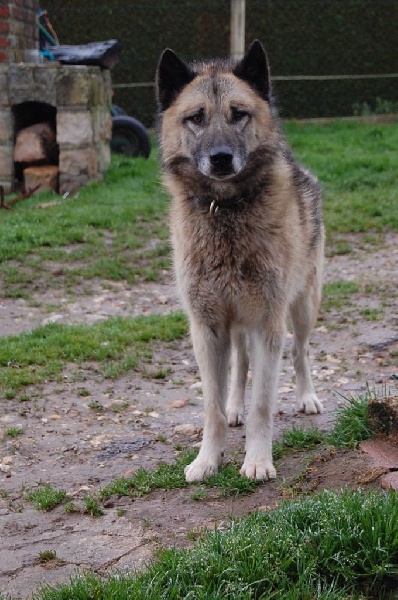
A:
<box><xmin>156</xmin><ymin>40</ymin><xmax>324</xmax><ymax>482</ymax></box>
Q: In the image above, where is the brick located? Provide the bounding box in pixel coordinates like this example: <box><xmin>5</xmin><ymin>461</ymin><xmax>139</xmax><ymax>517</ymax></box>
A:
<box><xmin>0</xmin><ymin>8</ymin><xmax>10</xmax><ymax>18</ymax></box>
<box><xmin>59</xmin><ymin>147</ymin><xmax>98</xmax><ymax>179</ymax></box>
<box><xmin>0</xmin><ymin>22</ymin><xmax>9</xmax><ymax>34</ymax></box>
<box><xmin>0</xmin><ymin>36</ymin><xmax>10</xmax><ymax>47</ymax></box>
<box><xmin>57</xmin><ymin>111</ymin><xmax>93</xmax><ymax>146</ymax></box>
<box><xmin>56</xmin><ymin>69</ymin><xmax>91</xmax><ymax>107</ymax></box>
<box><xmin>0</xmin><ymin>146</ymin><xmax>13</xmax><ymax>178</ymax></box>
<box><xmin>0</xmin><ymin>108</ymin><xmax>12</xmax><ymax>142</ymax></box>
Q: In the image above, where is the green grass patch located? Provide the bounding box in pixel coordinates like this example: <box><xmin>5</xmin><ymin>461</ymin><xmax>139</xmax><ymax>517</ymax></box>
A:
<box><xmin>27</xmin><ymin>484</ymin><xmax>67</xmax><ymax>511</ymax></box>
<box><xmin>322</xmin><ymin>280</ymin><xmax>360</xmax><ymax>311</ymax></box>
<box><xmin>328</xmin><ymin>393</ymin><xmax>374</xmax><ymax>448</ymax></box>
<box><xmin>6</xmin><ymin>426</ymin><xmax>24</xmax><ymax>437</ymax></box>
<box><xmin>273</xmin><ymin>425</ymin><xmax>325</xmax><ymax>460</ymax></box>
<box><xmin>360</xmin><ymin>307</ymin><xmax>383</xmax><ymax>321</ymax></box>
<box><xmin>0</xmin><ymin>312</ymin><xmax>187</xmax><ymax>394</ymax></box>
<box><xmin>286</xmin><ymin>120</ymin><xmax>398</xmax><ymax>235</ymax></box>
<box><xmin>83</xmin><ymin>495</ymin><xmax>104</xmax><ymax>517</ymax></box>
<box><xmin>0</xmin><ymin>152</ymin><xmax>170</xmax><ymax>297</ymax></box>
<box><xmin>100</xmin><ymin>449</ymin><xmax>258</xmax><ymax>502</ymax></box>
<box><xmin>33</xmin><ymin>489</ymin><xmax>398</xmax><ymax>599</ymax></box>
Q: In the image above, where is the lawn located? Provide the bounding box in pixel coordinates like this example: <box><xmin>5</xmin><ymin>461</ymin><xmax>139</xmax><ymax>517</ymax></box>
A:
<box><xmin>1</xmin><ymin>120</ymin><xmax>397</xmax><ymax>599</ymax></box>
<box><xmin>0</xmin><ymin>120</ymin><xmax>397</xmax><ymax>298</ymax></box>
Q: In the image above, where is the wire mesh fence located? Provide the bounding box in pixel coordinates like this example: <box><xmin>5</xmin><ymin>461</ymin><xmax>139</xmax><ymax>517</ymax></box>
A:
<box><xmin>41</xmin><ymin>0</ymin><xmax>398</xmax><ymax>126</ymax></box>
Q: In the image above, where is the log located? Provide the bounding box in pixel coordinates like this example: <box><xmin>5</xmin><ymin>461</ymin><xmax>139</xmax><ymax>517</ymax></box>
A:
<box><xmin>48</xmin><ymin>40</ymin><xmax>122</xmax><ymax>69</ymax></box>
<box><xmin>14</xmin><ymin>122</ymin><xmax>58</xmax><ymax>164</ymax></box>
<box><xmin>24</xmin><ymin>166</ymin><xmax>59</xmax><ymax>194</ymax></box>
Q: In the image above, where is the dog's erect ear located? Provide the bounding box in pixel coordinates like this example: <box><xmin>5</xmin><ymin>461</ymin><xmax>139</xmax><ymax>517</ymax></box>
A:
<box><xmin>233</xmin><ymin>40</ymin><xmax>271</xmax><ymax>101</ymax></box>
<box><xmin>156</xmin><ymin>49</ymin><xmax>196</xmax><ymax>111</ymax></box>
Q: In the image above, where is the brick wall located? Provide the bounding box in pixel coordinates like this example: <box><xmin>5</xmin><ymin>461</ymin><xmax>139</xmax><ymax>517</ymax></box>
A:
<box><xmin>0</xmin><ymin>0</ymin><xmax>39</xmax><ymax>63</ymax></box>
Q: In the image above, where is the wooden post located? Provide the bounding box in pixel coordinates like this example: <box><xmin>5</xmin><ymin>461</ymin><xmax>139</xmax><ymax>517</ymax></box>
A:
<box><xmin>230</xmin><ymin>0</ymin><xmax>246</xmax><ymax>60</ymax></box>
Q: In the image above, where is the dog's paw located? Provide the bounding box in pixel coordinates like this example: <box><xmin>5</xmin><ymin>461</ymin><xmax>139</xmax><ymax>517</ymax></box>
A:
<box><xmin>184</xmin><ymin>458</ymin><xmax>220</xmax><ymax>483</ymax></box>
<box><xmin>226</xmin><ymin>407</ymin><xmax>244</xmax><ymax>427</ymax></box>
<box><xmin>298</xmin><ymin>393</ymin><xmax>323</xmax><ymax>414</ymax></box>
<box><xmin>240</xmin><ymin>459</ymin><xmax>276</xmax><ymax>481</ymax></box>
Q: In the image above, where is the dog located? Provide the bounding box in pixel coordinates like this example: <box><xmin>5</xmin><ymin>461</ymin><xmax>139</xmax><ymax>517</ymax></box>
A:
<box><xmin>156</xmin><ymin>40</ymin><xmax>324</xmax><ymax>482</ymax></box>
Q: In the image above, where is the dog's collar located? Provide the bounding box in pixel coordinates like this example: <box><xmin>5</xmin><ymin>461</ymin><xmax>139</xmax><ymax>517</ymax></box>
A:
<box><xmin>192</xmin><ymin>194</ymin><xmax>247</xmax><ymax>216</ymax></box>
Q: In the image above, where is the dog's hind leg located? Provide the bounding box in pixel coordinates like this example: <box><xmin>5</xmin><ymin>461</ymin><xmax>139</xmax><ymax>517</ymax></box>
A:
<box><xmin>240</xmin><ymin>327</ymin><xmax>284</xmax><ymax>480</ymax></box>
<box><xmin>226</xmin><ymin>329</ymin><xmax>248</xmax><ymax>426</ymax></box>
<box><xmin>184</xmin><ymin>318</ymin><xmax>230</xmax><ymax>482</ymax></box>
<box><xmin>290</xmin><ymin>268</ymin><xmax>323</xmax><ymax>414</ymax></box>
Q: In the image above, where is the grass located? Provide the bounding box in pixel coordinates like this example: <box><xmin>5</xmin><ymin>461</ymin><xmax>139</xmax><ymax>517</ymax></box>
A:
<box><xmin>0</xmin><ymin>152</ymin><xmax>169</xmax><ymax>298</ymax></box>
<box><xmin>273</xmin><ymin>425</ymin><xmax>325</xmax><ymax>459</ymax></box>
<box><xmin>286</xmin><ymin>120</ymin><xmax>398</xmax><ymax>236</ymax></box>
<box><xmin>328</xmin><ymin>392</ymin><xmax>375</xmax><ymax>448</ymax></box>
<box><xmin>0</xmin><ymin>122</ymin><xmax>397</xmax><ymax>300</ymax></box>
<box><xmin>27</xmin><ymin>483</ymin><xmax>68</xmax><ymax>511</ymax></box>
<box><xmin>0</xmin><ymin>312</ymin><xmax>187</xmax><ymax>394</ymax></box>
<box><xmin>6</xmin><ymin>426</ymin><xmax>24</xmax><ymax>437</ymax></box>
<box><xmin>100</xmin><ymin>449</ymin><xmax>258</xmax><ymax>501</ymax></box>
<box><xmin>32</xmin><ymin>489</ymin><xmax>398</xmax><ymax>599</ymax></box>
<box><xmin>322</xmin><ymin>280</ymin><xmax>360</xmax><ymax>311</ymax></box>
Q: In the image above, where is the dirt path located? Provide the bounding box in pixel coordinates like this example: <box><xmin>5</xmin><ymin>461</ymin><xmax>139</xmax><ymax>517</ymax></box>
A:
<box><xmin>1</xmin><ymin>232</ymin><xmax>397</xmax><ymax>599</ymax></box>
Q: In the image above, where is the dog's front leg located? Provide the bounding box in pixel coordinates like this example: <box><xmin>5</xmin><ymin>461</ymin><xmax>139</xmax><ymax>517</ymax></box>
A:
<box><xmin>184</xmin><ymin>318</ymin><xmax>230</xmax><ymax>483</ymax></box>
<box><xmin>240</xmin><ymin>328</ymin><xmax>284</xmax><ymax>480</ymax></box>
<box><xmin>226</xmin><ymin>329</ymin><xmax>248</xmax><ymax>426</ymax></box>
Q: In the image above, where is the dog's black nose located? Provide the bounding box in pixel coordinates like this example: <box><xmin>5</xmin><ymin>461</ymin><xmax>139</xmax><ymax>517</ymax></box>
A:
<box><xmin>209</xmin><ymin>146</ymin><xmax>234</xmax><ymax>174</ymax></box>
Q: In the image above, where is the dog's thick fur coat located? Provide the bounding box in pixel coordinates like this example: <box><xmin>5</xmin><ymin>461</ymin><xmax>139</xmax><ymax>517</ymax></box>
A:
<box><xmin>156</xmin><ymin>40</ymin><xmax>324</xmax><ymax>482</ymax></box>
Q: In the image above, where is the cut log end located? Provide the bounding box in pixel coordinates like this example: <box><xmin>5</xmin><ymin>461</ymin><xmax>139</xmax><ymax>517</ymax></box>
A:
<box><xmin>24</xmin><ymin>166</ymin><xmax>59</xmax><ymax>194</ymax></box>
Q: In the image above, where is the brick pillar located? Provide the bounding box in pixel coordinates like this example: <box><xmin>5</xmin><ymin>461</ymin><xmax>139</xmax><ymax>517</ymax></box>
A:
<box><xmin>0</xmin><ymin>0</ymin><xmax>40</xmax><ymax>64</ymax></box>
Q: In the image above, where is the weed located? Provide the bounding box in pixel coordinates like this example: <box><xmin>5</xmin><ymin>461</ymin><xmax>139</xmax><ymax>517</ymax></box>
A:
<box><xmin>77</xmin><ymin>388</ymin><xmax>91</xmax><ymax>397</ymax></box>
<box><xmin>83</xmin><ymin>495</ymin><xmax>103</xmax><ymax>517</ymax></box>
<box><xmin>6</xmin><ymin>427</ymin><xmax>24</xmax><ymax>437</ymax></box>
<box><xmin>100</xmin><ymin>450</ymin><xmax>258</xmax><ymax>502</ymax></box>
<box><xmin>142</xmin><ymin>367</ymin><xmax>172</xmax><ymax>380</ymax></box>
<box><xmin>322</xmin><ymin>280</ymin><xmax>359</xmax><ymax>311</ymax></box>
<box><xmin>273</xmin><ymin>425</ymin><xmax>325</xmax><ymax>460</ymax></box>
<box><xmin>111</xmin><ymin>401</ymin><xmax>130</xmax><ymax>413</ymax></box>
<box><xmin>64</xmin><ymin>501</ymin><xmax>79</xmax><ymax>514</ymax></box>
<box><xmin>327</xmin><ymin>392</ymin><xmax>373</xmax><ymax>448</ymax></box>
<box><xmin>38</xmin><ymin>550</ymin><xmax>57</xmax><ymax>564</ymax></box>
<box><xmin>87</xmin><ymin>400</ymin><xmax>103</xmax><ymax>411</ymax></box>
<box><xmin>190</xmin><ymin>488</ymin><xmax>208</xmax><ymax>501</ymax></box>
<box><xmin>353</xmin><ymin>97</ymin><xmax>398</xmax><ymax>116</ymax></box>
<box><xmin>27</xmin><ymin>484</ymin><xmax>67</xmax><ymax>511</ymax></box>
<box><xmin>360</xmin><ymin>308</ymin><xmax>383</xmax><ymax>321</ymax></box>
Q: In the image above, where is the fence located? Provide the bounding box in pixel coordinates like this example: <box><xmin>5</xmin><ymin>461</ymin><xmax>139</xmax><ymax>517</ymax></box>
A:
<box><xmin>41</xmin><ymin>0</ymin><xmax>398</xmax><ymax>126</ymax></box>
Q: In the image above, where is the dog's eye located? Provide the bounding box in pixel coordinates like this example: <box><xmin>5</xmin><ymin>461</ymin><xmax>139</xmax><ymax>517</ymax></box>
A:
<box><xmin>186</xmin><ymin>111</ymin><xmax>204</xmax><ymax>126</ymax></box>
<box><xmin>231</xmin><ymin>108</ymin><xmax>250</xmax><ymax>123</ymax></box>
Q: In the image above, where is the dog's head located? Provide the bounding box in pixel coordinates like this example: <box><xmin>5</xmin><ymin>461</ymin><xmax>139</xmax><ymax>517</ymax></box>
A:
<box><xmin>156</xmin><ymin>40</ymin><xmax>277</xmax><ymax>185</ymax></box>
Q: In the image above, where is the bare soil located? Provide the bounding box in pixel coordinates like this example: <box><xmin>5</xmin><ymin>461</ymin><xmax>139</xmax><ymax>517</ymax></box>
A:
<box><xmin>0</xmin><ymin>232</ymin><xmax>397</xmax><ymax>599</ymax></box>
